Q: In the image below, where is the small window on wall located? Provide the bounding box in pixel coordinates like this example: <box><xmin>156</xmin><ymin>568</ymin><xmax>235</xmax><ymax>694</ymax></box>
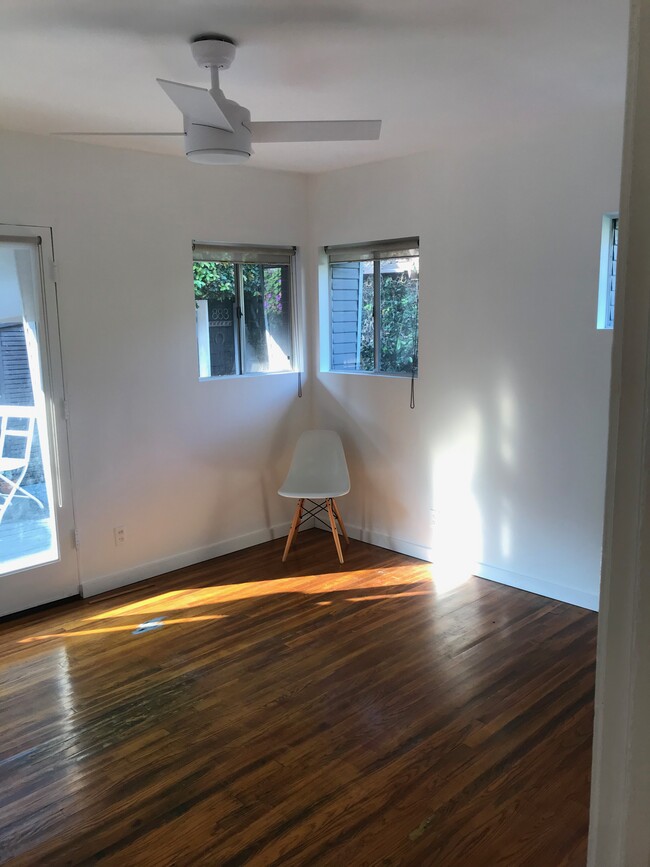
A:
<box><xmin>192</xmin><ymin>242</ymin><xmax>295</xmax><ymax>378</ymax></box>
<box><xmin>325</xmin><ymin>237</ymin><xmax>419</xmax><ymax>376</ymax></box>
<box><xmin>597</xmin><ymin>215</ymin><xmax>618</xmax><ymax>330</ymax></box>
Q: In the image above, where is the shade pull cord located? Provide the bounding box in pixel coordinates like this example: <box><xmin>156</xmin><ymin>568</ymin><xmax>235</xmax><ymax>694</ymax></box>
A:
<box><xmin>298</xmin><ymin>371</ymin><xmax>303</xmax><ymax>398</ymax></box>
<box><xmin>410</xmin><ymin>329</ymin><xmax>418</xmax><ymax>410</ymax></box>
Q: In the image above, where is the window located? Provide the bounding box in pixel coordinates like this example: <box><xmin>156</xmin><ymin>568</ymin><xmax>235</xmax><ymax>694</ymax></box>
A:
<box><xmin>326</xmin><ymin>238</ymin><xmax>419</xmax><ymax>376</ymax></box>
<box><xmin>193</xmin><ymin>242</ymin><xmax>295</xmax><ymax>378</ymax></box>
<box><xmin>597</xmin><ymin>215</ymin><xmax>618</xmax><ymax>330</ymax></box>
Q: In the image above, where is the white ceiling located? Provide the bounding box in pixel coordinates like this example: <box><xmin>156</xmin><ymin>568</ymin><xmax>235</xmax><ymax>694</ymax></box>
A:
<box><xmin>0</xmin><ymin>0</ymin><xmax>629</xmax><ymax>173</ymax></box>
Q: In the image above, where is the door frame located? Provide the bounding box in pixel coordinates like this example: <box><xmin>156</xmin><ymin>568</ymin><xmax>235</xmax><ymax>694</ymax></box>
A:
<box><xmin>0</xmin><ymin>223</ymin><xmax>79</xmax><ymax>615</ymax></box>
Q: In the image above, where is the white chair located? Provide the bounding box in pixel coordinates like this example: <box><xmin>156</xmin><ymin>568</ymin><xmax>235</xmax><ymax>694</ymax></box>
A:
<box><xmin>0</xmin><ymin>405</ymin><xmax>45</xmax><ymax>526</ymax></box>
<box><xmin>279</xmin><ymin>430</ymin><xmax>350</xmax><ymax>564</ymax></box>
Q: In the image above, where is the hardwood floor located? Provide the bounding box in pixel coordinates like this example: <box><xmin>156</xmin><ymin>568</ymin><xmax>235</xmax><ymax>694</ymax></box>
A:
<box><xmin>0</xmin><ymin>530</ymin><xmax>597</xmax><ymax>865</ymax></box>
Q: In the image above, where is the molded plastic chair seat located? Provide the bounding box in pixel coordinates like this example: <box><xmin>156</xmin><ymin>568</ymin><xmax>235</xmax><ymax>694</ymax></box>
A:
<box><xmin>279</xmin><ymin>430</ymin><xmax>350</xmax><ymax>563</ymax></box>
<box><xmin>278</xmin><ymin>430</ymin><xmax>350</xmax><ymax>500</ymax></box>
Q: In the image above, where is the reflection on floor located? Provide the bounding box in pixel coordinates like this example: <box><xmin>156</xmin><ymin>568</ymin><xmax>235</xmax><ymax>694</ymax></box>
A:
<box><xmin>0</xmin><ymin>529</ymin><xmax>597</xmax><ymax>865</ymax></box>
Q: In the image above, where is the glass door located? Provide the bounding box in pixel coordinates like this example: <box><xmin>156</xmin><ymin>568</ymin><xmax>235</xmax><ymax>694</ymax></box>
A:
<box><xmin>0</xmin><ymin>226</ymin><xmax>78</xmax><ymax>616</ymax></box>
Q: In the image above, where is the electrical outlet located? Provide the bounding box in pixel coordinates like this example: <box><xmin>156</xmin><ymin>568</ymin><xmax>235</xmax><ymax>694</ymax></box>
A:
<box><xmin>430</xmin><ymin>508</ymin><xmax>438</xmax><ymax>527</ymax></box>
<box><xmin>113</xmin><ymin>526</ymin><xmax>126</xmax><ymax>546</ymax></box>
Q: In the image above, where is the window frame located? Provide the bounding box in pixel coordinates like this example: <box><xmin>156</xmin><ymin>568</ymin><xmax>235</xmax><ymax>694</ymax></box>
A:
<box><xmin>325</xmin><ymin>238</ymin><xmax>419</xmax><ymax>378</ymax></box>
<box><xmin>192</xmin><ymin>241</ymin><xmax>298</xmax><ymax>380</ymax></box>
<box><xmin>597</xmin><ymin>214</ymin><xmax>618</xmax><ymax>331</ymax></box>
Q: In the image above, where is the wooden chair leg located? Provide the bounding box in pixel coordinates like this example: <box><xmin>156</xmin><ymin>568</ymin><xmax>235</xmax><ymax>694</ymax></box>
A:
<box><xmin>331</xmin><ymin>498</ymin><xmax>349</xmax><ymax>545</ymax></box>
<box><xmin>326</xmin><ymin>498</ymin><xmax>344</xmax><ymax>564</ymax></box>
<box><xmin>282</xmin><ymin>498</ymin><xmax>304</xmax><ymax>562</ymax></box>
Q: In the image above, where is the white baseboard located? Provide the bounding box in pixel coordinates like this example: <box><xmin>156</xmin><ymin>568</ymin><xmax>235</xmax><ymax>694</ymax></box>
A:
<box><xmin>346</xmin><ymin>524</ymin><xmax>599</xmax><ymax>612</ymax></box>
<box><xmin>347</xmin><ymin>524</ymin><xmax>434</xmax><ymax>563</ymax></box>
<box><xmin>474</xmin><ymin>562</ymin><xmax>599</xmax><ymax>612</ymax></box>
<box><xmin>81</xmin><ymin>518</ymin><xmax>599</xmax><ymax>613</ymax></box>
<box><xmin>80</xmin><ymin>520</ymin><xmax>301</xmax><ymax>598</ymax></box>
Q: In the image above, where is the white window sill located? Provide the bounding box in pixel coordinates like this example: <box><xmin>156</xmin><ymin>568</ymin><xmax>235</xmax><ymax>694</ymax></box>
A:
<box><xmin>321</xmin><ymin>368</ymin><xmax>417</xmax><ymax>380</ymax></box>
<box><xmin>199</xmin><ymin>369</ymin><xmax>300</xmax><ymax>382</ymax></box>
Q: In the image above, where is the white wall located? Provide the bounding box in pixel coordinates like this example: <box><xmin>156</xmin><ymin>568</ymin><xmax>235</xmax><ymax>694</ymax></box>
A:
<box><xmin>308</xmin><ymin>109</ymin><xmax>623</xmax><ymax>610</ymax></box>
<box><xmin>0</xmin><ymin>131</ymin><xmax>310</xmax><ymax>593</ymax></box>
<box><xmin>0</xmin><ymin>111</ymin><xmax>623</xmax><ymax>609</ymax></box>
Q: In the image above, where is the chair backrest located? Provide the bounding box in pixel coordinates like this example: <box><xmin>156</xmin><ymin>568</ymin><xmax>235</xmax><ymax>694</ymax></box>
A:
<box><xmin>0</xmin><ymin>405</ymin><xmax>38</xmax><ymax>522</ymax></box>
<box><xmin>0</xmin><ymin>406</ymin><xmax>37</xmax><ymax>462</ymax></box>
<box><xmin>278</xmin><ymin>430</ymin><xmax>350</xmax><ymax>499</ymax></box>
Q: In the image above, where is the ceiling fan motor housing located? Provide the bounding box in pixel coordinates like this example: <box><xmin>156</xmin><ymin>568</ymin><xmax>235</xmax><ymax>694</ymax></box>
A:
<box><xmin>185</xmin><ymin>99</ymin><xmax>252</xmax><ymax>165</ymax></box>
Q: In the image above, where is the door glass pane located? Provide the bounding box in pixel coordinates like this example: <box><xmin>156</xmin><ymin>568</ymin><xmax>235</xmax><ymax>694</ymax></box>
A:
<box><xmin>242</xmin><ymin>264</ymin><xmax>293</xmax><ymax>373</ymax></box>
<box><xmin>379</xmin><ymin>256</ymin><xmax>419</xmax><ymax>374</ymax></box>
<box><xmin>0</xmin><ymin>241</ymin><xmax>59</xmax><ymax>575</ymax></box>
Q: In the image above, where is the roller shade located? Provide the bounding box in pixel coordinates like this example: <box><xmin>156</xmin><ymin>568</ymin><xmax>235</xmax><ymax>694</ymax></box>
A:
<box><xmin>325</xmin><ymin>237</ymin><xmax>419</xmax><ymax>264</ymax></box>
<box><xmin>192</xmin><ymin>242</ymin><xmax>295</xmax><ymax>265</ymax></box>
<box><xmin>0</xmin><ymin>235</ymin><xmax>42</xmax><ymax>246</ymax></box>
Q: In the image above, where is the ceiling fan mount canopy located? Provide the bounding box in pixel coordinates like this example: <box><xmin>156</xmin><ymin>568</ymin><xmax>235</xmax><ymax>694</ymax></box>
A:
<box><xmin>190</xmin><ymin>35</ymin><xmax>237</xmax><ymax>71</ymax></box>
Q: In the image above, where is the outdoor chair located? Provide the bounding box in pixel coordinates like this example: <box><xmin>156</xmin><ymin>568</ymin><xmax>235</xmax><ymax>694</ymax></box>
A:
<box><xmin>0</xmin><ymin>405</ymin><xmax>44</xmax><ymax>526</ymax></box>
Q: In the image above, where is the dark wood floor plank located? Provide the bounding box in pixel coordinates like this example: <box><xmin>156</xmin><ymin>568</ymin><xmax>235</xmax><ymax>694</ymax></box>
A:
<box><xmin>0</xmin><ymin>530</ymin><xmax>597</xmax><ymax>865</ymax></box>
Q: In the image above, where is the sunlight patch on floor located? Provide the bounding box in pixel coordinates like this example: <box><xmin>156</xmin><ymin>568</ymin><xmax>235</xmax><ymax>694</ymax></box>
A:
<box><xmin>84</xmin><ymin>564</ymin><xmax>432</xmax><ymax>622</ymax></box>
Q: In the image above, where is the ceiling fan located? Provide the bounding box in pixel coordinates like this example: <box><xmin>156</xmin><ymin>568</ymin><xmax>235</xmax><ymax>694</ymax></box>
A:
<box><xmin>55</xmin><ymin>35</ymin><xmax>382</xmax><ymax>165</ymax></box>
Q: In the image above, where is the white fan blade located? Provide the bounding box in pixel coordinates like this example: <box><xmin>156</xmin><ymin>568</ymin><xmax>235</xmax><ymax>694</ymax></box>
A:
<box><xmin>51</xmin><ymin>132</ymin><xmax>184</xmax><ymax>136</ymax></box>
<box><xmin>250</xmin><ymin>120</ymin><xmax>381</xmax><ymax>143</ymax></box>
<box><xmin>157</xmin><ymin>79</ymin><xmax>233</xmax><ymax>132</ymax></box>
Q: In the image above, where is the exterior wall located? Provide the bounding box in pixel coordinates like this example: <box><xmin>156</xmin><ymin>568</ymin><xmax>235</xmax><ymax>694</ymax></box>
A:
<box><xmin>330</xmin><ymin>262</ymin><xmax>362</xmax><ymax>369</ymax></box>
<box><xmin>0</xmin><ymin>326</ymin><xmax>32</xmax><ymax>405</ymax></box>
